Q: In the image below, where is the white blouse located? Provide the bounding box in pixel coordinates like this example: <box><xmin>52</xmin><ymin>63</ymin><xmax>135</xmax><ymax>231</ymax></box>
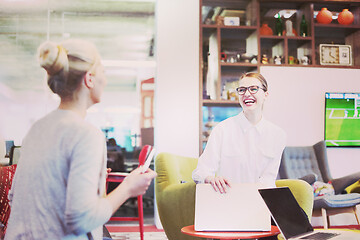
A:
<box><xmin>192</xmin><ymin>112</ymin><xmax>286</xmax><ymax>188</ymax></box>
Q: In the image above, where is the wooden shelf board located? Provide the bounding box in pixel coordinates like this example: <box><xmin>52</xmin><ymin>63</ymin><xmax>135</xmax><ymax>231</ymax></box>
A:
<box><xmin>314</xmin><ymin>23</ymin><xmax>360</xmax><ymax>29</ymax></box>
<box><xmin>203</xmin><ymin>99</ymin><xmax>240</xmax><ymax>106</ymax></box>
<box><xmin>221</xmin><ymin>62</ymin><xmax>258</xmax><ymax>67</ymax></box>
<box><xmin>260</xmin><ymin>35</ymin><xmax>285</xmax><ymax>39</ymax></box>
<box><xmin>259</xmin><ymin>63</ymin><xmax>360</xmax><ymax>69</ymax></box>
<box><xmin>220</xmin><ymin>25</ymin><xmax>258</xmax><ymax>30</ymax></box>
<box><xmin>202</xmin><ymin>0</ymin><xmax>253</xmax><ymax>9</ymax></box>
<box><xmin>201</xmin><ymin>24</ymin><xmax>218</xmax><ymax>29</ymax></box>
<box><xmin>260</xmin><ymin>35</ymin><xmax>312</xmax><ymax>40</ymax></box>
<box><xmin>287</xmin><ymin>36</ymin><xmax>312</xmax><ymax>41</ymax></box>
<box><xmin>201</xmin><ymin>25</ymin><xmax>258</xmax><ymax>30</ymax></box>
<box><xmin>261</xmin><ymin>63</ymin><xmax>316</xmax><ymax>67</ymax></box>
<box><xmin>312</xmin><ymin>64</ymin><xmax>360</xmax><ymax>69</ymax></box>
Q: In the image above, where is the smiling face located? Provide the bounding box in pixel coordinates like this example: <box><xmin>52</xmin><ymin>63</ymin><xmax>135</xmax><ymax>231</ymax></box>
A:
<box><xmin>238</xmin><ymin>76</ymin><xmax>268</xmax><ymax>112</ymax></box>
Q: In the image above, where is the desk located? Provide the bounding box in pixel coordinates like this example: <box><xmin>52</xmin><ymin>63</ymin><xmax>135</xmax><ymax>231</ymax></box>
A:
<box><xmin>181</xmin><ymin>225</ymin><xmax>280</xmax><ymax>240</ymax></box>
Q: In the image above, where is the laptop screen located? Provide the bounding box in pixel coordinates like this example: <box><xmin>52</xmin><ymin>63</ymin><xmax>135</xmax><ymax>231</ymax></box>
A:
<box><xmin>258</xmin><ymin>187</ymin><xmax>314</xmax><ymax>239</ymax></box>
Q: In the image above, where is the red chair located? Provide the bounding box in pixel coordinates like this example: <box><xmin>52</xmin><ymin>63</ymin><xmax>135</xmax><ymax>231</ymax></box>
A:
<box><xmin>0</xmin><ymin>165</ymin><xmax>17</xmax><ymax>239</ymax></box>
<box><xmin>106</xmin><ymin>145</ymin><xmax>154</xmax><ymax>240</ymax></box>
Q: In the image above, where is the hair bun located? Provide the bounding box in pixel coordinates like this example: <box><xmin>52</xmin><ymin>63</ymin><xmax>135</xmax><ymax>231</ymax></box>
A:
<box><xmin>38</xmin><ymin>41</ymin><xmax>68</xmax><ymax>75</ymax></box>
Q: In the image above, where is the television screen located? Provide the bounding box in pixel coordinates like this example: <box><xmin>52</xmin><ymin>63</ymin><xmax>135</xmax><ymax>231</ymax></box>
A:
<box><xmin>325</xmin><ymin>92</ymin><xmax>360</xmax><ymax>147</ymax></box>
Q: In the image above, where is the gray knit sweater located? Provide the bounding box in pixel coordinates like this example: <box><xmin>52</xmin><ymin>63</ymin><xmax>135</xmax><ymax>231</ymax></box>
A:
<box><xmin>5</xmin><ymin>109</ymin><xmax>112</xmax><ymax>240</ymax></box>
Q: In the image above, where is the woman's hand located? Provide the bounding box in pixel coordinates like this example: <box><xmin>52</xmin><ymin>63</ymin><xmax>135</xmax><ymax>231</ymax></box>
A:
<box><xmin>107</xmin><ymin>167</ymin><xmax>157</xmax><ymax>214</ymax></box>
<box><xmin>121</xmin><ymin>167</ymin><xmax>157</xmax><ymax>197</ymax></box>
<box><xmin>205</xmin><ymin>176</ymin><xmax>231</xmax><ymax>193</ymax></box>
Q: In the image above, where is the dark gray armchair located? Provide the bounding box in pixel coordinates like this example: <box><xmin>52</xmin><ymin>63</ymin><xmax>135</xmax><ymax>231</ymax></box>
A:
<box><xmin>279</xmin><ymin>141</ymin><xmax>360</xmax><ymax>229</ymax></box>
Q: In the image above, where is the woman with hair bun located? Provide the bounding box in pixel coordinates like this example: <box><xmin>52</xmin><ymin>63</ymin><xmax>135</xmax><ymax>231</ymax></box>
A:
<box><xmin>5</xmin><ymin>39</ymin><xmax>157</xmax><ymax>240</ymax></box>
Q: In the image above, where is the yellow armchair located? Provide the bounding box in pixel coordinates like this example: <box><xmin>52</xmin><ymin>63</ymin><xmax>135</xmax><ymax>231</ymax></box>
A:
<box><xmin>155</xmin><ymin>152</ymin><xmax>314</xmax><ymax>240</ymax></box>
<box><xmin>155</xmin><ymin>152</ymin><xmax>201</xmax><ymax>240</ymax></box>
<box><xmin>275</xmin><ymin>179</ymin><xmax>314</xmax><ymax>222</ymax></box>
<box><xmin>275</xmin><ymin>179</ymin><xmax>314</xmax><ymax>240</ymax></box>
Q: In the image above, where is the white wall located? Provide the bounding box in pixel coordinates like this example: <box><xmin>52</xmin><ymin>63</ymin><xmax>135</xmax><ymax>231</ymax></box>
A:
<box><xmin>154</xmin><ymin>0</ymin><xmax>199</xmax><ymax>228</ymax></box>
<box><xmin>154</xmin><ymin>0</ymin><xmax>199</xmax><ymax>158</ymax></box>
<box><xmin>0</xmin><ymin>90</ymin><xmax>57</xmax><ymax>145</ymax></box>
<box><xmin>261</xmin><ymin>66</ymin><xmax>360</xmax><ymax>178</ymax></box>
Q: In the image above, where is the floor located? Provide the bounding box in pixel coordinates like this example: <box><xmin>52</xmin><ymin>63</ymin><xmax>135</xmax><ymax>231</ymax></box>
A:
<box><xmin>110</xmin><ymin>231</ymin><xmax>167</xmax><ymax>240</ymax></box>
<box><xmin>106</xmin><ymin>217</ymin><xmax>168</xmax><ymax>240</ymax></box>
<box><xmin>106</xmin><ymin>196</ymin><xmax>168</xmax><ymax>240</ymax></box>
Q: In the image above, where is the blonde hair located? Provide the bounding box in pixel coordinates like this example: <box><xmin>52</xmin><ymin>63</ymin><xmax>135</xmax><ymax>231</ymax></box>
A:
<box><xmin>239</xmin><ymin>72</ymin><xmax>268</xmax><ymax>92</ymax></box>
<box><xmin>37</xmin><ymin>39</ymin><xmax>101</xmax><ymax>99</ymax></box>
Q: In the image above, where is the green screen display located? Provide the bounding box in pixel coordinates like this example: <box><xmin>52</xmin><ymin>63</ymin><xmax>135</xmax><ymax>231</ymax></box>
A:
<box><xmin>325</xmin><ymin>93</ymin><xmax>360</xmax><ymax>147</ymax></box>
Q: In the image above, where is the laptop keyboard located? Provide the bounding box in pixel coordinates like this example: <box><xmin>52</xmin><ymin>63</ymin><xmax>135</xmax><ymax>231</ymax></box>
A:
<box><xmin>300</xmin><ymin>232</ymin><xmax>340</xmax><ymax>240</ymax></box>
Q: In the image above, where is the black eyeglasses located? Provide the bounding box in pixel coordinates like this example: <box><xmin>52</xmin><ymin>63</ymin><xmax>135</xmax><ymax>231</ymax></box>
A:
<box><xmin>236</xmin><ymin>85</ymin><xmax>266</xmax><ymax>95</ymax></box>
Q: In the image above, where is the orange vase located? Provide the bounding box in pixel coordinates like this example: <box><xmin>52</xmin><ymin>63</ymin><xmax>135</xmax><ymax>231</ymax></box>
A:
<box><xmin>338</xmin><ymin>9</ymin><xmax>354</xmax><ymax>25</ymax></box>
<box><xmin>316</xmin><ymin>8</ymin><xmax>333</xmax><ymax>24</ymax></box>
<box><xmin>260</xmin><ymin>23</ymin><xmax>273</xmax><ymax>35</ymax></box>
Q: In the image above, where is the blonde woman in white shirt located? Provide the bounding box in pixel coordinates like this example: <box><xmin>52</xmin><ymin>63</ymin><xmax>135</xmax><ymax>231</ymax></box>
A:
<box><xmin>192</xmin><ymin>72</ymin><xmax>286</xmax><ymax>193</ymax></box>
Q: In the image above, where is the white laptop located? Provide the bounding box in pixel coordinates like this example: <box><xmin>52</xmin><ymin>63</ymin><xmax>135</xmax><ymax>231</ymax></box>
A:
<box><xmin>194</xmin><ymin>183</ymin><xmax>271</xmax><ymax>232</ymax></box>
<box><xmin>258</xmin><ymin>187</ymin><xmax>360</xmax><ymax>240</ymax></box>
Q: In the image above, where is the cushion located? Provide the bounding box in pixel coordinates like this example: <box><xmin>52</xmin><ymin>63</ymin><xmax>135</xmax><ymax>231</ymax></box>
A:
<box><xmin>299</xmin><ymin>173</ymin><xmax>318</xmax><ymax>185</ymax></box>
<box><xmin>313</xmin><ymin>181</ymin><xmax>334</xmax><ymax>197</ymax></box>
<box><xmin>314</xmin><ymin>193</ymin><xmax>360</xmax><ymax>209</ymax></box>
<box><xmin>345</xmin><ymin>180</ymin><xmax>360</xmax><ymax>194</ymax></box>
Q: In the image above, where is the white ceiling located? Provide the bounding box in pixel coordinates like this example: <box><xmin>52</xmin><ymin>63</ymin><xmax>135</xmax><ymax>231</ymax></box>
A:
<box><xmin>0</xmin><ymin>0</ymin><xmax>156</xmax><ymax>94</ymax></box>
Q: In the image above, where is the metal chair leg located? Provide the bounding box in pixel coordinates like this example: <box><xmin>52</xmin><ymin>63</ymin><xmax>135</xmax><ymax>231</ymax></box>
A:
<box><xmin>137</xmin><ymin>195</ymin><xmax>144</xmax><ymax>240</ymax></box>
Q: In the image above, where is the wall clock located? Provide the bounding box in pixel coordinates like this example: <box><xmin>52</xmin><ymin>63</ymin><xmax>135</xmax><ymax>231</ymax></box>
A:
<box><xmin>320</xmin><ymin>44</ymin><xmax>352</xmax><ymax>66</ymax></box>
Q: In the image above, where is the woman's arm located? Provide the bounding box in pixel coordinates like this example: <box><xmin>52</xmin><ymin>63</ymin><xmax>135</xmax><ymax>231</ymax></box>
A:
<box><xmin>192</xmin><ymin>126</ymin><xmax>221</xmax><ymax>183</ymax></box>
<box><xmin>65</xmin><ymin>128</ymin><xmax>157</xmax><ymax>235</ymax></box>
<box><xmin>192</xmin><ymin>125</ymin><xmax>231</xmax><ymax>193</ymax></box>
<box><xmin>64</xmin><ymin>129</ymin><xmax>112</xmax><ymax>235</ymax></box>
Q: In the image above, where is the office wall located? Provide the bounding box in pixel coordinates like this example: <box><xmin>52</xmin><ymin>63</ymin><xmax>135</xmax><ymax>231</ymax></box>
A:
<box><xmin>154</xmin><ymin>0</ymin><xmax>199</xmax><ymax>228</ymax></box>
<box><xmin>261</xmin><ymin>66</ymin><xmax>360</xmax><ymax>226</ymax></box>
<box><xmin>154</xmin><ymin>0</ymin><xmax>199</xmax><ymax>157</ymax></box>
<box><xmin>0</xmin><ymin>91</ymin><xmax>56</xmax><ymax>145</ymax></box>
<box><xmin>261</xmin><ymin>66</ymin><xmax>360</xmax><ymax>178</ymax></box>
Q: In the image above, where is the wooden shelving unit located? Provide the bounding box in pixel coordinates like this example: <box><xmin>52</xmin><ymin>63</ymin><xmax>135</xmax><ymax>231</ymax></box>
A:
<box><xmin>203</xmin><ymin>99</ymin><xmax>239</xmax><ymax>106</ymax></box>
<box><xmin>199</xmin><ymin>0</ymin><xmax>360</xmax><ymax>153</ymax></box>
